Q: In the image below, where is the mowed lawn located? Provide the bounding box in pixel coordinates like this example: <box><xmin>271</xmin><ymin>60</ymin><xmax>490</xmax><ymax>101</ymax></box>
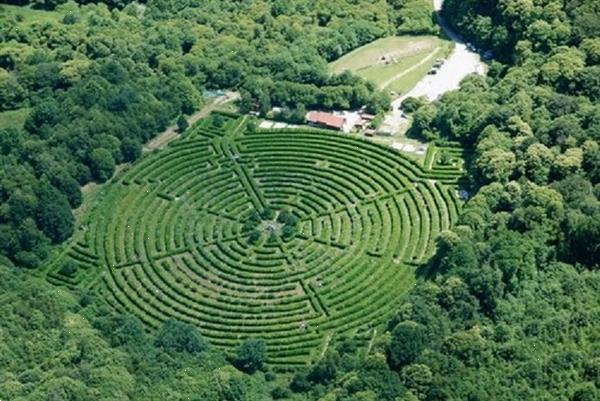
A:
<box><xmin>329</xmin><ymin>35</ymin><xmax>452</xmax><ymax>95</ymax></box>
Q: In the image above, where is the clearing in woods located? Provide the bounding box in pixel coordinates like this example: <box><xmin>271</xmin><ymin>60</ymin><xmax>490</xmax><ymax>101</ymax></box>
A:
<box><xmin>42</xmin><ymin>113</ymin><xmax>466</xmax><ymax>368</ymax></box>
<box><xmin>329</xmin><ymin>35</ymin><xmax>452</xmax><ymax>95</ymax></box>
<box><xmin>0</xmin><ymin>3</ymin><xmax>73</xmax><ymax>23</ymax></box>
<box><xmin>0</xmin><ymin>108</ymin><xmax>30</xmax><ymax>130</ymax></box>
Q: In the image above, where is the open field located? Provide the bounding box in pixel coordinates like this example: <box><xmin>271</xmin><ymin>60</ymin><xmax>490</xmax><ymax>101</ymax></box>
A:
<box><xmin>0</xmin><ymin>4</ymin><xmax>64</xmax><ymax>23</ymax></box>
<box><xmin>42</xmin><ymin>113</ymin><xmax>465</xmax><ymax>368</ymax></box>
<box><xmin>0</xmin><ymin>108</ymin><xmax>30</xmax><ymax>130</ymax></box>
<box><xmin>329</xmin><ymin>36</ymin><xmax>452</xmax><ymax>94</ymax></box>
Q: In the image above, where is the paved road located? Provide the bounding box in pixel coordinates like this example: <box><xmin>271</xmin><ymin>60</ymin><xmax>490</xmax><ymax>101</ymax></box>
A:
<box><xmin>381</xmin><ymin>0</ymin><xmax>486</xmax><ymax>134</ymax></box>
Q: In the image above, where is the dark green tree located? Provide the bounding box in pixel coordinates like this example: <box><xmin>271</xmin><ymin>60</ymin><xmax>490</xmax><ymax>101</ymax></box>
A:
<box><xmin>121</xmin><ymin>137</ymin><xmax>142</xmax><ymax>163</ymax></box>
<box><xmin>58</xmin><ymin>260</ymin><xmax>77</xmax><ymax>277</ymax></box>
<box><xmin>234</xmin><ymin>338</ymin><xmax>267</xmax><ymax>373</ymax></box>
<box><xmin>35</xmin><ymin>183</ymin><xmax>74</xmax><ymax>243</ymax></box>
<box><xmin>155</xmin><ymin>318</ymin><xmax>209</xmax><ymax>354</ymax></box>
<box><xmin>387</xmin><ymin>321</ymin><xmax>427</xmax><ymax>370</ymax></box>
<box><xmin>177</xmin><ymin>114</ymin><xmax>189</xmax><ymax>133</ymax></box>
<box><xmin>89</xmin><ymin>148</ymin><xmax>115</xmax><ymax>183</ymax></box>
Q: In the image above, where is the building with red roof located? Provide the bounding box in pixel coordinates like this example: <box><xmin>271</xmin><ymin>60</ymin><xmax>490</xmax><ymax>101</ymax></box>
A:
<box><xmin>306</xmin><ymin>111</ymin><xmax>346</xmax><ymax>130</ymax></box>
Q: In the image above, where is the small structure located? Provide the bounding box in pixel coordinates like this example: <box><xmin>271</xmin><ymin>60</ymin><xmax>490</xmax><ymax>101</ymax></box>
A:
<box><xmin>305</xmin><ymin>109</ymin><xmax>381</xmax><ymax>134</ymax></box>
<box><xmin>377</xmin><ymin>125</ymin><xmax>395</xmax><ymax>136</ymax></box>
<box><xmin>364</xmin><ymin>128</ymin><xmax>376</xmax><ymax>137</ymax></box>
<box><xmin>306</xmin><ymin>111</ymin><xmax>346</xmax><ymax>131</ymax></box>
<box><xmin>361</xmin><ymin>113</ymin><xmax>375</xmax><ymax>122</ymax></box>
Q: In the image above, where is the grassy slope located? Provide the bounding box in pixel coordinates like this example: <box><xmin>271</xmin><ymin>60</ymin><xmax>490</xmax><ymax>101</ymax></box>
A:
<box><xmin>0</xmin><ymin>3</ymin><xmax>63</xmax><ymax>23</ymax></box>
<box><xmin>329</xmin><ymin>35</ymin><xmax>452</xmax><ymax>95</ymax></box>
<box><xmin>387</xmin><ymin>44</ymin><xmax>452</xmax><ymax>94</ymax></box>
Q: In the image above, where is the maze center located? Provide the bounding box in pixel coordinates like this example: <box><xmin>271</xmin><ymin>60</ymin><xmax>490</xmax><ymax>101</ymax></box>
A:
<box><xmin>51</xmin><ymin>114</ymin><xmax>464</xmax><ymax>366</ymax></box>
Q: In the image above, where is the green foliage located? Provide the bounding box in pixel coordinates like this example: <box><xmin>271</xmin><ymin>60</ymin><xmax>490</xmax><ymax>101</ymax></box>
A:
<box><xmin>0</xmin><ymin>1</ymin><xmax>598</xmax><ymax>401</ymax></box>
<box><xmin>89</xmin><ymin>148</ymin><xmax>115</xmax><ymax>183</ymax></box>
<box><xmin>247</xmin><ymin>229</ymin><xmax>261</xmax><ymax>245</ymax></box>
<box><xmin>58</xmin><ymin>259</ymin><xmax>77</xmax><ymax>276</ymax></box>
<box><xmin>393</xmin><ymin>0</ymin><xmax>437</xmax><ymax>35</ymax></box>
<box><xmin>276</xmin><ymin>210</ymin><xmax>292</xmax><ymax>224</ymax></box>
<box><xmin>308</xmin><ymin>351</ymin><xmax>340</xmax><ymax>384</ymax></box>
<box><xmin>370</xmin><ymin>112</ymin><xmax>385</xmax><ymax>129</ymax></box>
<box><xmin>62</xmin><ymin>10</ymin><xmax>78</xmax><ymax>24</ymax></box>
<box><xmin>271</xmin><ymin>386</ymin><xmax>291</xmax><ymax>399</ymax></box>
<box><xmin>155</xmin><ymin>318</ymin><xmax>209</xmax><ymax>354</ymax></box>
<box><xmin>0</xmin><ymin>263</ymin><xmax>271</xmax><ymax>400</ymax></box>
<box><xmin>387</xmin><ymin>321</ymin><xmax>426</xmax><ymax>369</ymax></box>
<box><xmin>270</xmin><ymin>1</ymin><xmax>598</xmax><ymax>400</ymax></box>
<box><xmin>212</xmin><ymin>113</ymin><xmax>226</xmax><ymax>128</ymax></box>
<box><xmin>177</xmin><ymin>114</ymin><xmax>189</xmax><ymax>133</ymax></box>
<box><xmin>267</xmin><ymin>233</ymin><xmax>279</xmax><ymax>244</ymax></box>
<box><xmin>35</xmin><ymin>182</ymin><xmax>74</xmax><ymax>243</ymax></box>
<box><xmin>121</xmin><ymin>136</ymin><xmax>142</xmax><ymax>163</ymax></box>
<box><xmin>260</xmin><ymin>207</ymin><xmax>276</xmax><ymax>220</ymax></box>
<box><xmin>281</xmin><ymin>224</ymin><xmax>296</xmax><ymax>240</ymax></box>
<box><xmin>401</xmin><ymin>96</ymin><xmax>427</xmax><ymax>113</ymax></box>
<box><xmin>94</xmin><ymin>313</ymin><xmax>147</xmax><ymax>347</ymax></box>
<box><xmin>234</xmin><ymin>338</ymin><xmax>267</xmax><ymax>374</ymax></box>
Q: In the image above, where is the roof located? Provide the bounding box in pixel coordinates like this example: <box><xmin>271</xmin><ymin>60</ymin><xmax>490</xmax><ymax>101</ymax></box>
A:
<box><xmin>307</xmin><ymin>111</ymin><xmax>345</xmax><ymax>129</ymax></box>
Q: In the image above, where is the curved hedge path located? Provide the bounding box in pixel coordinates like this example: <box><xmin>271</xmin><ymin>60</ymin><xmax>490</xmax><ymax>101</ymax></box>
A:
<box><xmin>44</xmin><ymin>113</ymin><xmax>465</xmax><ymax>367</ymax></box>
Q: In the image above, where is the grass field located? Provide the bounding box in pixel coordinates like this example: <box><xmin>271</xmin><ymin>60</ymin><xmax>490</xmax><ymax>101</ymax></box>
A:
<box><xmin>42</xmin><ymin>113</ymin><xmax>465</xmax><ymax>368</ymax></box>
<box><xmin>0</xmin><ymin>4</ymin><xmax>63</xmax><ymax>23</ymax></box>
<box><xmin>0</xmin><ymin>108</ymin><xmax>30</xmax><ymax>130</ymax></box>
<box><xmin>329</xmin><ymin>35</ymin><xmax>452</xmax><ymax>95</ymax></box>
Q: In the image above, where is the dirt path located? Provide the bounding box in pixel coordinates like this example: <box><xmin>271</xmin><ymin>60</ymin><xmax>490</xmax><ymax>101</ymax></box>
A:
<box><xmin>143</xmin><ymin>91</ymin><xmax>239</xmax><ymax>152</ymax></box>
<box><xmin>378</xmin><ymin>50</ymin><xmax>438</xmax><ymax>90</ymax></box>
<box><xmin>75</xmin><ymin>92</ymin><xmax>239</xmax><ymax>225</ymax></box>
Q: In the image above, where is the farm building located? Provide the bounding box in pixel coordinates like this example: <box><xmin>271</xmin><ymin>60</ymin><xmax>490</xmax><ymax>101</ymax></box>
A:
<box><xmin>307</xmin><ymin>110</ymin><xmax>379</xmax><ymax>134</ymax></box>
<box><xmin>306</xmin><ymin>111</ymin><xmax>346</xmax><ymax>131</ymax></box>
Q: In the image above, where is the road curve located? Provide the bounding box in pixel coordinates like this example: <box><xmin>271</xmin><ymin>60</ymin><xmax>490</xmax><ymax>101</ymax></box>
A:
<box><xmin>382</xmin><ymin>0</ymin><xmax>486</xmax><ymax>133</ymax></box>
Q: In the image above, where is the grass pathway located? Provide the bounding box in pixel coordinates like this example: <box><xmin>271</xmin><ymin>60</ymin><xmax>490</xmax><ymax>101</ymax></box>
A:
<box><xmin>378</xmin><ymin>50</ymin><xmax>438</xmax><ymax>90</ymax></box>
<box><xmin>144</xmin><ymin>91</ymin><xmax>239</xmax><ymax>153</ymax></box>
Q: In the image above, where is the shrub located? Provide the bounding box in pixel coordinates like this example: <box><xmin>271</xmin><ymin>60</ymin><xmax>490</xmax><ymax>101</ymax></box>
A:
<box><xmin>234</xmin><ymin>338</ymin><xmax>267</xmax><ymax>373</ymax></box>
<box><xmin>155</xmin><ymin>319</ymin><xmax>209</xmax><ymax>354</ymax></box>
<box><xmin>282</xmin><ymin>224</ymin><xmax>296</xmax><ymax>240</ymax></box>
<box><xmin>248</xmin><ymin>230</ymin><xmax>261</xmax><ymax>244</ymax></box>
<box><xmin>59</xmin><ymin>260</ymin><xmax>77</xmax><ymax>277</ymax></box>
<box><xmin>177</xmin><ymin>115</ymin><xmax>189</xmax><ymax>133</ymax></box>
<box><xmin>401</xmin><ymin>96</ymin><xmax>427</xmax><ymax>113</ymax></box>
<box><xmin>290</xmin><ymin>372</ymin><xmax>311</xmax><ymax>392</ymax></box>
<box><xmin>62</xmin><ymin>12</ymin><xmax>78</xmax><ymax>25</ymax></box>
<box><xmin>387</xmin><ymin>321</ymin><xmax>427</xmax><ymax>370</ymax></box>
<box><xmin>271</xmin><ymin>386</ymin><xmax>291</xmax><ymax>399</ymax></box>
<box><xmin>260</xmin><ymin>207</ymin><xmax>275</xmax><ymax>220</ymax></box>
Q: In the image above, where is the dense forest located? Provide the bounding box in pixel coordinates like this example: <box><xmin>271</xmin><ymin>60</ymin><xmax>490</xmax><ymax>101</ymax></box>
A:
<box><xmin>0</xmin><ymin>0</ymin><xmax>599</xmax><ymax>400</ymax></box>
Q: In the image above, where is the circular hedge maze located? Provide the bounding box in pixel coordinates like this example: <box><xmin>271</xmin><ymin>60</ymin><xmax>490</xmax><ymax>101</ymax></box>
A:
<box><xmin>46</xmin><ymin>113</ymin><xmax>465</xmax><ymax>367</ymax></box>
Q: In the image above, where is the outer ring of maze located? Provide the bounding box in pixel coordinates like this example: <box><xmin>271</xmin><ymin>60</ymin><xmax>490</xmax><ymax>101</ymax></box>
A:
<box><xmin>91</xmin><ymin>119</ymin><xmax>460</xmax><ymax>366</ymax></box>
